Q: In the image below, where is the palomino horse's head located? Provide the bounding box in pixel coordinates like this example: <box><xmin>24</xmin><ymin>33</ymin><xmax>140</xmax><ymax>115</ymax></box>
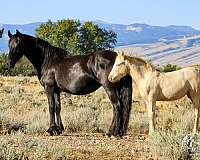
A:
<box><xmin>0</xmin><ymin>28</ymin><xmax>4</xmax><ymax>38</ymax></box>
<box><xmin>108</xmin><ymin>51</ymin><xmax>129</xmax><ymax>83</ymax></box>
<box><xmin>7</xmin><ymin>30</ymin><xmax>25</xmax><ymax>68</ymax></box>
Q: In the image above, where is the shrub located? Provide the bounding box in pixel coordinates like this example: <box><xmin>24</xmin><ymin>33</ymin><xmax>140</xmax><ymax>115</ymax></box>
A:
<box><xmin>0</xmin><ymin>53</ymin><xmax>37</xmax><ymax>76</ymax></box>
<box><xmin>64</xmin><ymin>107</ymin><xmax>99</xmax><ymax>133</ymax></box>
<box><xmin>149</xmin><ymin>131</ymin><xmax>184</xmax><ymax>159</ymax></box>
<box><xmin>148</xmin><ymin>100</ymin><xmax>200</xmax><ymax>159</ymax></box>
<box><xmin>162</xmin><ymin>64</ymin><xmax>181</xmax><ymax>72</ymax></box>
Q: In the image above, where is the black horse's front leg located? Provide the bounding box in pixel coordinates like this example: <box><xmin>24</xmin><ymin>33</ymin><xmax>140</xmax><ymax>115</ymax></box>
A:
<box><xmin>54</xmin><ymin>91</ymin><xmax>64</xmax><ymax>133</ymax></box>
<box><xmin>46</xmin><ymin>86</ymin><xmax>62</xmax><ymax>135</ymax></box>
<box><xmin>108</xmin><ymin>102</ymin><xmax>123</xmax><ymax>137</ymax></box>
<box><xmin>103</xmin><ymin>85</ymin><xmax>124</xmax><ymax>137</ymax></box>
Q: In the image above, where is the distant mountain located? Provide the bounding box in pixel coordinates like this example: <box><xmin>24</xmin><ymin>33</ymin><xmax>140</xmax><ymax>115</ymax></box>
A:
<box><xmin>117</xmin><ymin>35</ymin><xmax>200</xmax><ymax>67</ymax></box>
<box><xmin>95</xmin><ymin>22</ymin><xmax>200</xmax><ymax>45</ymax></box>
<box><xmin>0</xmin><ymin>21</ymin><xmax>200</xmax><ymax>52</ymax></box>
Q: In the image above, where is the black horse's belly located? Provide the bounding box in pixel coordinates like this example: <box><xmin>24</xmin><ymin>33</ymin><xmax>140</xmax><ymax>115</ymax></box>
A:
<box><xmin>55</xmin><ymin>68</ymin><xmax>101</xmax><ymax>95</ymax></box>
<box><xmin>63</xmin><ymin>77</ymin><xmax>101</xmax><ymax>95</ymax></box>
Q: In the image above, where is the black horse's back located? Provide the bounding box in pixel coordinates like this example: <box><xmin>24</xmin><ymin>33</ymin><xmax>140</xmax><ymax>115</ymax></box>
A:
<box><xmin>52</xmin><ymin>54</ymin><xmax>101</xmax><ymax>95</ymax></box>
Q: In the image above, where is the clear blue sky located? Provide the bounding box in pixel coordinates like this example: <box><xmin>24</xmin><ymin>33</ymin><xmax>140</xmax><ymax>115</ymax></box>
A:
<box><xmin>1</xmin><ymin>0</ymin><xmax>200</xmax><ymax>29</ymax></box>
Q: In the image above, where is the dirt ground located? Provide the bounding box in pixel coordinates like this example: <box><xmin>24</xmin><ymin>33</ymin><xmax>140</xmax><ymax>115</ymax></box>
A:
<box><xmin>1</xmin><ymin>131</ymin><xmax>153</xmax><ymax>160</ymax></box>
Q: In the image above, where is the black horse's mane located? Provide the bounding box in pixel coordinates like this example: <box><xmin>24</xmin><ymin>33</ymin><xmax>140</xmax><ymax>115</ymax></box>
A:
<box><xmin>35</xmin><ymin>37</ymin><xmax>69</xmax><ymax>57</ymax></box>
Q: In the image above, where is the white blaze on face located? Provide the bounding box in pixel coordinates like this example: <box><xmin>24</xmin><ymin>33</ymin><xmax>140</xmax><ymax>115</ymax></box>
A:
<box><xmin>108</xmin><ymin>58</ymin><xmax>119</xmax><ymax>82</ymax></box>
<box><xmin>108</xmin><ymin>52</ymin><xmax>126</xmax><ymax>82</ymax></box>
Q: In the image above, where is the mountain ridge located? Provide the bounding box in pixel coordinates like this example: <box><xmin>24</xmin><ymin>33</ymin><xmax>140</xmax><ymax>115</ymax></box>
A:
<box><xmin>1</xmin><ymin>21</ymin><xmax>200</xmax><ymax>67</ymax></box>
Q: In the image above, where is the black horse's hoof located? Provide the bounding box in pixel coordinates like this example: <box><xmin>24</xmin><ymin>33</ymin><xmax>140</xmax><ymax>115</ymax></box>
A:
<box><xmin>106</xmin><ymin>129</ymin><xmax>124</xmax><ymax>138</ymax></box>
<box><xmin>106</xmin><ymin>132</ymin><xmax>112</xmax><ymax>138</ymax></box>
<box><xmin>47</xmin><ymin>126</ymin><xmax>63</xmax><ymax>136</ymax></box>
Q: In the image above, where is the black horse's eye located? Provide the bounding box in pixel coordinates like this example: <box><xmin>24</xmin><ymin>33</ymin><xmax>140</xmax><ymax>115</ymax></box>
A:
<box><xmin>99</xmin><ymin>63</ymin><xmax>105</xmax><ymax>69</ymax></box>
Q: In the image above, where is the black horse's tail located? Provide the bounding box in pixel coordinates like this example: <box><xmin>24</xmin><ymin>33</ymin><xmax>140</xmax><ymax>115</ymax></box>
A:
<box><xmin>116</xmin><ymin>74</ymin><xmax>132</xmax><ymax>136</ymax></box>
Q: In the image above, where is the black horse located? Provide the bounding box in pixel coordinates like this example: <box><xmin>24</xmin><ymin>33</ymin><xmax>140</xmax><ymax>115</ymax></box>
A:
<box><xmin>0</xmin><ymin>28</ymin><xmax>4</xmax><ymax>38</ymax></box>
<box><xmin>7</xmin><ymin>30</ymin><xmax>132</xmax><ymax>137</ymax></box>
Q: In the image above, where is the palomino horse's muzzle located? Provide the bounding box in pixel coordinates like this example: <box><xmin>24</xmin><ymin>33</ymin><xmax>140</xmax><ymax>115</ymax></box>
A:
<box><xmin>108</xmin><ymin>75</ymin><xmax>113</xmax><ymax>82</ymax></box>
<box><xmin>108</xmin><ymin>75</ymin><xmax>118</xmax><ymax>83</ymax></box>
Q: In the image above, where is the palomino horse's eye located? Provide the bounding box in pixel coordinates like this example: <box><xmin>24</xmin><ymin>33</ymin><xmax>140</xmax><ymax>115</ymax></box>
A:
<box><xmin>116</xmin><ymin>62</ymin><xmax>125</xmax><ymax>66</ymax></box>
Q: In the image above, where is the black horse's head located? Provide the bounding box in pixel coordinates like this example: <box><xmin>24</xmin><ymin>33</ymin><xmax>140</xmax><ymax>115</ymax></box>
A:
<box><xmin>7</xmin><ymin>30</ymin><xmax>25</xmax><ymax>68</ymax></box>
<box><xmin>0</xmin><ymin>28</ymin><xmax>4</xmax><ymax>38</ymax></box>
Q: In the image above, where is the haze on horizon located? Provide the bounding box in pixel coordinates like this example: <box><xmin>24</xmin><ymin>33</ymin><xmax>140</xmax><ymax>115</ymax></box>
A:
<box><xmin>1</xmin><ymin>0</ymin><xmax>200</xmax><ymax>29</ymax></box>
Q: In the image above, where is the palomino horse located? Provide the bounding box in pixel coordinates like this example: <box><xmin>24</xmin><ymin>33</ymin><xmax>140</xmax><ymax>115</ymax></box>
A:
<box><xmin>0</xmin><ymin>28</ymin><xmax>4</xmax><ymax>38</ymax></box>
<box><xmin>7</xmin><ymin>30</ymin><xmax>133</xmax><ymax>137</ymax></box>
<box><xmin>109</xmin><ymin>52</ymin><xmax>200</xmax><ymax>134</ymax></box>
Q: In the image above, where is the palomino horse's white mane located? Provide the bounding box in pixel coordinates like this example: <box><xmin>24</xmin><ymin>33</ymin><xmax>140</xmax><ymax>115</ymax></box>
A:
<box><xmin>125</xmin><ymin>55</ymin><xmax>157</xmax><ymax>71</ymax></box>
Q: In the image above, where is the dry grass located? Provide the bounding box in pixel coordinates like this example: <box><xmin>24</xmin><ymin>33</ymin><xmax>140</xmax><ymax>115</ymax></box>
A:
<box><xmin>0</xmin><ymin>76</ymin><xmax>200</xmax><ymax>159</ymax></box>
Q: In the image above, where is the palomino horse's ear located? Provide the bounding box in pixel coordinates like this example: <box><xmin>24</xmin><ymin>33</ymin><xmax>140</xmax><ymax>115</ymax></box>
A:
<box><xmin>117</xmin><ymin>51</ymin><xmax>125</xmax><ymax>56</ymax></box>
<box><xmin>8</xmin><ymin>30</ymin><xmax>13</xmax><ymax>38</ymax></box>
<box><xmin>118</xmin><ymin>51</ymin><xmax>125</xmax><ymax>58</ymax></box>
<box><xmin>16</xmin><ymin>29</ymin><xmax>21</xmax><ymax>35</ymax></box>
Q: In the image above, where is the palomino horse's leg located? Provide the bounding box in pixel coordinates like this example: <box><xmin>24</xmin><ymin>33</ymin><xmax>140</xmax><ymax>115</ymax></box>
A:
<box><xmin>146</xmin><ymin>99</ymin><xmax>156</xmax><ymax>134</ymax></box>
<box><xmin>103</xmin><ymin>85</ymin><xmax>123</xmax><ymax>137</ymax></box>
<box><xmin>193</xmin><ymin>102</ymin><xmax>200</xmax><ymax>133</ymax></box>
<box><xmin>189</xmin><ymin>95</ymin><xmax>200</xmax><ymax>133</ymax></box>
<box><xmin>54</xmin><ymin>92</ymin><xmax>64</xmax><ymax>133</ymax></box>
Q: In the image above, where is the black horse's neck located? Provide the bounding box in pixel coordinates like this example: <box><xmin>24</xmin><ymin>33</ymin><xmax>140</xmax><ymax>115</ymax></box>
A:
<box><xmin>21</xmin><ymin>35</ymin><xmax>44</xmax><ymax>78</ymax></box>
<box><xmin>21</xmin><ymin>34</ymin><xmax>67</xmax><ymax>79</ymax></box>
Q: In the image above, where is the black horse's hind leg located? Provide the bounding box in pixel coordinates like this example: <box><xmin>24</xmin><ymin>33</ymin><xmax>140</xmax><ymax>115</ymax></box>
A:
<box><xmin>103</xmin><ymin>85</ymin><xmax>123</xmax><ymax>137</ymax></box>
<box><xmin>46</xmin><ymin>86</ymin><xmax>62</xmax><ymax>135</ymax></box>
<box><xmin>103</xmin><ymin>75</ymin><xmax>132</xmax><ymax>137</ymax></box>
<box><xmin>116</xmin><ymin>75</ymin><xmax>132</xmax><ymax>136</ymax></box>
<box><xmin>54</xmin><ymin>91</ymin><xmax>64</xmax><ymax>133</ymax></box>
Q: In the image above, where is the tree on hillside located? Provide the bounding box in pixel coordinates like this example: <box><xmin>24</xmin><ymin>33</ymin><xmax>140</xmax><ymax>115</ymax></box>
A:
<box><xmin>36</xmin><ymin>19</ymin><xmax>117</xmax><ymax>55</ymax></box>
<box><xmin>162</xmin><ymin>64</ymin><xmax>181</xmax><ymax>72</ymax></box>
<box><xmin>79</xmin><ymin>21</ymin><xmax>117</xmax><ymax>54</ymax></box>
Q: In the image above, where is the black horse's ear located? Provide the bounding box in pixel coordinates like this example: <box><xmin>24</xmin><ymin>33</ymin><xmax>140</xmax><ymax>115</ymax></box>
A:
<box><xmin>16</xmin><ymin>29</ymin><xmax>21</xmax><ymax>35</ymax></box>
<box><xmin>1</xmin><ymin>28</ymin><xmax>4</xmax><ymax>33</ymax></box>
<box><xmin>8</xmin><ymin>30</ymin><xmax>13</xmax><ymax>38</ymax></box>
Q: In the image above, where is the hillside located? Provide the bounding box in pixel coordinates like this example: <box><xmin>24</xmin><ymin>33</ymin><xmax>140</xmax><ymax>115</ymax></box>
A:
<box><xmin>0</xmin><ymin>21</ymin><xmax>200</xmax><ymax>52</ymax></box>
<box><xmin>117</xmin><ymin>35</ymin><xmax>200</xmax><ymax>67</ymax></box>
<box><xmin>1</xmin><ymin>21</ymin><xmax>200</xmax><ymax>67</ymax></box>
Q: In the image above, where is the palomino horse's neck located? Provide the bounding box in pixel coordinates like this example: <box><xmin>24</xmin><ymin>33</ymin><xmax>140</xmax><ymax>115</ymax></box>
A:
<box><xmin>23</xmin><ymin>36</ymin><xmax>44</xmax><ymax>78</ymax></box>
<box><xmin>126</xmin><ymin>56</ymin><xmax>154</xmax><ymax>85</ymax></box>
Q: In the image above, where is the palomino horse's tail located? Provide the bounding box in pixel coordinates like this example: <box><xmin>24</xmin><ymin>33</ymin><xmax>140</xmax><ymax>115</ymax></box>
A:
<box><xmin>116</xmin><ymin>74</ymin><xmax>132</xmax><ymax>136</ymax></box>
